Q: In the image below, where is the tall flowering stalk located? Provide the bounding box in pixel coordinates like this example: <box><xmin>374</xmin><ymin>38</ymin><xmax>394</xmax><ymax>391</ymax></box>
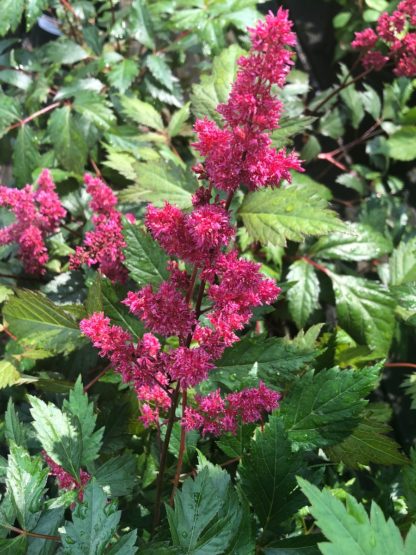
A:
<box><xmin>80</xmin><ymin>8</ymin><xmax>302</xmax><ymax>526</ymax></box>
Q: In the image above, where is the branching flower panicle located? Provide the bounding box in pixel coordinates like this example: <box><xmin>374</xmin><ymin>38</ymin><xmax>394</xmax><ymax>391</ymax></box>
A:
<box><xmin>0</xmin><ymin>169</ymin><xmax>66</xmax><ymax>274</ymax></box>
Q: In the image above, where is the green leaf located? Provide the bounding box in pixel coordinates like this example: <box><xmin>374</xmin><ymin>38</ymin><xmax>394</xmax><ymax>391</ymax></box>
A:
<box><xmin>387</xmin><ymin>126</ymin><xmax>416</xmax><ymax>161</ymax></box>
<box><xmin>108</xmin><ymin>59</ymin><xmax>139</xmax><ymax>94</ymax></box>
<box><xmin>168</xmin><ymin>102</ymin><xmax>191</xmax><ymax>138</ymax></box>
<box><xmin>146</xmin><ymin>54</ymin><xmax>174</xmax><ymax>92</ymax></box>
<box><xmin>119</xmin><ymin>161</ymin><xmax>197</xmax><ymax>208</ymax></box>
<box><xmin>123</xmin><ymin>222</ymin><xmax>169</xmax><ymax>287</ymax></box>
<box><xmin>63</xmin><ymin>377</ymin><xmax>104</xmax><ymax>467</ymax></box>
<box><xmin>394</xmin><ymin>282</ymin><xmax>416</xmax><ymax>325</ymax></box>
<box><xmin>73</xmin><ymin>92</ymin><xmax>115</xmax><ymax>131</ymax></box>
<box><xmin>101</xmin><ymin>278</ymin><xmax>144</xmax><ymax>338</ymax></box>
<box><xmin>287</xmin><ymin>260</ymin><xmax>320</xmax><ymax>329</ymax></box>
<box><xmin>3</xmin><ymin>289</ymin><xmax>83</xmax><ymax>355</ymax></box>
<box><xmin>191</xmin><ymin>44</ymin><xmax>245</xmax><ymax>124</ymax></box>
<box><xmin>129</xmin><ymin>0</ymin><xmax>154</xmax><ymax>49</ymax></box>
<box><xmin>46</xmin><ymin>39</ymin><xmax>89</xmax><ymax>65</ymax></box>
<box><xmin>27</xmin><ymin>507</ymin><xmax>64</xmax><ymax>555</ymax></box>
<box><xmin>264</xmin><ymin>535</ymin><xmax>323</xmax><ymax>554</ymax></box>
<box><xmin>403</xmin><ymin>448</ymin><xmax>416</xmax><ymax>517</ymax></box>
<box><xmin>339</xmin><ymin>68</ymin><xmax>364</xmax><ymax>129</ymax></box>
<box><xmin>272</xmin><ymin>116</ymin><xmax>317</xmax><ymax>149</ymax></box>
<box><xmin>360</xmin><ymin>84</ymin><xmax>381</xmax><ymax>120</ymax></box>
<box><xmin>60</xmin><ymin>479</ymin><xmax>136</xmax><ymax>554</ymax></box>
<box><xmin>0</xmin><ymin>92</ymin><xmax>21</xmax><ymax>138</ymax></box>
<box><xmin>210</xmin><ymin>335</ymin><xmax>316</xmax><ymax>390</ymax></box>
<box><xmin>0</xmin><ymin>360</ymin><xmax>21</xmax><ymax>389</ymax></box>
<box><xmin>47</xmin><ymin>106</ymin><xmax>88</xmax><ymax>174</ymax></box>
<box><xmin>330</xmin><ymin>273</ymin><xmax>395</xmax><ymax>355</ymax></box>
<box><xmin>326</xmin><ymin>404</ymin><xmax>408</xmax><ymax>467</ymax></box>
<box><xmin>4</xmin><ymin>399</ymin><xmax>27</xmax><ymax>447</ymax></box>
<box><xmin>6</xmin><ymin>444</ymin><xmax>48</xmax><ymax>531</ymax></box>
<box><xmin>239</xmin><ymin>186</ymin><xmax>344</xmax><ymax>247</ymax></box>
<box><xmin>239</xmin><ymin>416</ymin><xmax>306</xmax><ymax>532</ymax></box>
<box><xmin>25</xmin><ymin>0</ymin><xmax>48</xmax><ymax>30</ymax></box>
<box><xmin>298</xmin><ymin>477</ymin><xmax>416</xmax><ymax>555</ymax></box>
<box><xmin>0</xmin><ymin>0</ymin><xmax>24</xmax><ymax>37</ymax></box>
<box><xmin>166</xmin><ymin>456</ymin><xmax>243</xmax><ymax>554</ymax></box>
<box><xmin>0</xmin><ymin>536</ymin><xmax>27</xmax><ymax>554</ymax></box>
<box><xmin>106</xmin><ymin>531</ymin><xmax>138</xmax><ymax>555</ymax></box>
<box><xmin>389</xmin><ymin>238</ymin><xmax>416</xmax><ymax>286</ymax></box>
<box><xmin>29</xmin><ymin>395</ymin><xmax>82</xmax><ymax>479</ymax></box>
<box><xmin>12</xmin><ymin>125</ymin><xmax>40</xmax><ymax>186</ymax></box>
<box><xmin>121</xmin><ymin>96</ymin><xmax>164</xmax><ymax>131</ymax></box>
<box><xmin>95</xmin><ymin>453</ymin><xmax>137</xmax><ymax>497</ymax></box>
<box><xmin>310</xmin><ymin>223</ymin><xmax>392</xmax><ymax>261</ymax></box>
<box><xmin>103</xmin><ymin>151</ymin><xmax>137</xmax><ymax>181</ymax></box>
<box><xmin>280</xmin><ymin>365</ymin><xmax>380</xmax><ymax>450</ymax></box>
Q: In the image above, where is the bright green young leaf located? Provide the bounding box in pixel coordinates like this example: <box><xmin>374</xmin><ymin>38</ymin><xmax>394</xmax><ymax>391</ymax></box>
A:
<box><xmin>168</xmin><ymin>102</ymin><xmax>191</xmax><ymax>137</ymax></box>
<box><xmin>210</xmin><ymin>335</ymin><xmax>316</xmax><ymax>390</ymax></box>
<box><xmin>387</xmin><ymin>126</ymin><xmax>416</xmax><ymax>161</ymax></box>
<box><xmin>239</xmin><ymin>416</ymin><xmax>306</xmax><ymax>532</ymax></box>
<box><xmin>119</xmin><ymin>161</ymin><xmax>197</xmax><ymax>208</ymax></box>
<box><xmin>121</xmin><ymin>96</ymin><xmax>164</xmax><ymax>131</ymax></box>
<box><xmin>6</xmin><ymin>443</ymin><xmax>48</xmax><ymax>531</ymax></box>
<box><xmin>239</xmin><ymin>186</ymin><xmax>344</xmax><ymax>247</ymax></box>
<box><xmin>166</xmin><ymin>456</ymin><xmax>243</xmax><ymax>554</ymax></box>
<box><xmin>280</xmin><ymin>365</ymin><xmax>380</xmax><ymax>450</ymax></box>
<box><xmin>0</xmin><ymin>360</ymin><xmax>21</xmax><ymax>389</ymax></box>
<box><xmin>326</xmin><ymin>404</ymin><xmax>408</xmax><ymax>467</ymax></box>
<box><xmin>191</xmin><ymin>44</ymin><xmax>245</xmax><ymax>124</ymax></box>
<box><xmin>287</xmin><ymin>260</ymin><xmax>320</xmax><ymax>329</ymax></box>
<box><xmin>310</xmin><ymin>223</ymin><xmax>392</xmax><ymax>261</ymax></box>
<box><xmin>73</xmin><ymin>92</ymin><xmax>115</xmax><ymax>131</ymax></box>
<box><xmin>288</xmin><ymin>172</ymin><xmax>332</xmax><ymax>201</ymax></box>
<box><xmin>389</xmin><ymin>238</ymin><xmax>416</xmax><ymax>286</ymax></box>
<box><xmin>47</xmin><ymin>106</ymin><xmax>88</xmax><ymax>174</ymax></box>
<box><xmin>298</xmin><ymin>478</ymin><xmax>416</xmax><ymax>555</ymax></box>
<box><xmin>104</xmin><ymin>151</ymin><xmax>137</xmax><ymax>182</ymax></box>
<box><xmin>330</xmin><ymin>273</ymin><xmax>395</xmax><ymax>355</ymax></box>
<box><xmin>108</xmin><ymin>59</ymin><xmax>139</xmax><ymax>94</ymax></box>
<box><xmin>3</xmin><ymin>289</ymin><xmax>83</xmax><ymax>355</ymax></box>
<box><xmin>63</xmin><ymin>377</ymin><xmax>104</xmax><ymax>467</ymax></box>
<box><xmin>123</xmin><ymin>222</ymin><xmax>169</xmax><ymax>287</ymax></box>
<box><xmin>60</xmin><ymin>479</ymin><xmax>137</xmax><ymax>555</ymax></box>
<box><xmin>29</xmin><ymin>395</ymin><xmax>82</xmax><ymax>479</ymax></box>
<box><xmin>0</xmin><ymin>0</ymin><xmax>24</xmax><ymax>37</ymax></box>
<box><xmin>12</xmin><ymin>124</ymin><xmax>40</xmax><ymax>186</ymax></box>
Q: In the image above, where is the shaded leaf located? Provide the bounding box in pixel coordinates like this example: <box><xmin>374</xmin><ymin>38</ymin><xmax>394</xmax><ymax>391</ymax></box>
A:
<box><xmin>108</xmin><ymin>59</ymin><xmax>139</xmax><ymax>94</ymax></box>
<box><xmin>121</xmin><ymin>96</ymin><xmax>164</xmax><ymax>131</ymax></box>
<box><xmin>280</xmin><ymin>365</ymin><xmax>380</xmax><ymax>450</ymax></box>
<box><xmin>12</xmin><ymin>125</ymin><xmax>40</xmax><ymax>186</ymax></box>
<box><xmin>47</xmin><ymin>106</ymin><xmax>87</xmax><ymax>174</ymax></box>
<box><xmin>287</xmin><ymin>260</ymin><xmax>320</xmax><ymax>329</ymax></box>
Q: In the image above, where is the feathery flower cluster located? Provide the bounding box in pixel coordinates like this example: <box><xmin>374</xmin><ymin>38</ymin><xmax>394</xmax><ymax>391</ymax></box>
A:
<box><xmin>81</xmin><ymin>10</ymin><xmax>297</xmax><ymax>434</ymax></box>
<box><xmin>43</xmin><ymin>452</ymin><xmax>90</xmax><ymax>499</ymax></box>
<box><xmin>0</xmin><ymin>170</ymin><xmax>66</xmax><ymax>274</ymax></box>
<box><xmin>182</xmin><ymin>383</ymin><xmax>281</xmax><ymax>436</ymax></box>
<box><xmin>352</xmin><ymin>1</ymin><xmax>416</xmax><ymax>76</ymax></box>
<box><xmin>192</xmin><ymin>8</ymin><xmax>302</xmax><ymax>192</ymax></box>
<box><xmin>70</xmin><ymin>174</ymin><xmax>133</xmax><ymax>282</ymax></box>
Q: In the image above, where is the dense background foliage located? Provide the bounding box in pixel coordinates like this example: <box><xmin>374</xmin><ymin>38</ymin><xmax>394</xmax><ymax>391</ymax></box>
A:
<box><xmin>0</xmin><ymin>0</ymin><xmax>416</xmax><ymax>553</ymax></box>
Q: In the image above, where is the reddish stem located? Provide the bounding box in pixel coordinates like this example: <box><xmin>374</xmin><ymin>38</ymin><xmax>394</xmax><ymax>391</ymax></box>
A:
<box><xmin>3</xmin><ymin>327</ymin><xmax>17</xmax><ymax>341</ymax></box>
<box><xmin>301</xmin><ymin>256</ymin><xmax>330</xmax><ymax>275</ymax></box>
<box><xmin>2</xmin><ymin>523</ymin><xmax>60</xmax><ymax>542</ymax></box>
<box><xmin>7</xmin><ymin>102</ymin><xmax>60</xmax><ymax>132</ymax></box>
<box><xmin>83</xmin><ymin>364</ymin><xmax>112</xmax><ymax>392</ymax></box>
<box><xmin>311</xmin><ymin>68</ymin><xmax>372</xmax><ymax>114</ymax></box>
<box><xmin>385</xmin><ymin>362</ymin><xmax>416</xmax><ymax>370</ymax></box>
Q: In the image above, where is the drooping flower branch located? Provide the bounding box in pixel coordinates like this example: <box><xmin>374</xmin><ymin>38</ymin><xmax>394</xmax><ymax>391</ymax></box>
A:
<box><xmin>0</xmin><ymin>170</ymin><xmax>66</xmax><ymax>275</ymax></box>
<box><xmin>80</xmin><ymin>8</ymin><xmax>301</xmax><ymax>523</ymax></box>
<box><xmin>352</xmin><ymin>0</ymin><xmax>416</xmax><ymax>76</ymax></box>
<box><xmin>70</xmin><ymin>174</ymin><xmax>134</xmax><ymax>283</ymax></box>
